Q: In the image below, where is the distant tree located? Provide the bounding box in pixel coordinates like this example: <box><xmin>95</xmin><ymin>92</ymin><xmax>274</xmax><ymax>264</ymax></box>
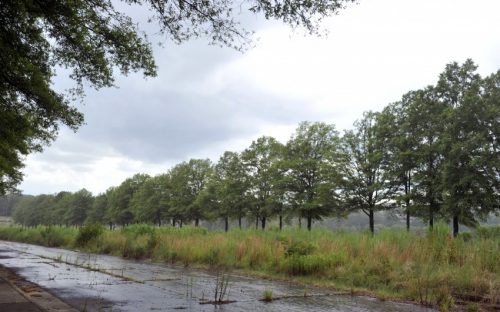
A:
<box><xmin>206</xmin><ymin>151</ymin><xmax>250</xmax><ymax>231</ymax></box>
<box><xmin>130</xmin><ymin>174</ymin><xmax>170</xmax><ymax>226</ymax></box>
<box><xmin>340</xmin><ymin>112</ymin><xmax>396</xmax><ymax>234</ymax></box>
<box><xmin>51</xmin><ymin>191</ymin><xmax>74</xmax><ymax>225</ymax></box>
<box><xmin>63</xmin><ymin>189</ymin><xmax>93</xmax><ymax>226</ymax></box>
<box><xmin>107</xmin><ymin>173</ymin><xmax>150</xmax><ymax>225</ymax></box>
<box><xmin>242</xmin><ymin>136</ymin><xmax>284</xmax><ymax>229</ymax></box>
<box><xmin>283</xmin><ymin>122</ymin><xmax>342</xmax><ymax>230</ymax></box>
<box><xmin>404</xmin><ymin>87</ymin><xmax>447</xmax><ymax>229</ymax></box>
<box><xmin>86</xmin><ymin>192</ymin><xmax>110</xmax><ymax>225</ymax></box>
<box><xmin>437</xmin><ymin>60</ymin><xmax>500</xmax><ymax>236</ymax></box>
<box><xmin>12</xmin><ymin>194</ymin><xmax>54</xmax><ymax>227</ymax></box>
<box><xmin>380</xmin><ymin>93</ymin><xmax>420</xmax><ymax>231</ymax></box>
<box><xmin>169</xmin><ymin>159</ymin><xmax>212</xmax><ymax>226</ymax></box>
<box><xmin>0</xmin><ymin>194</ymin><xmax>24</xmax><ymax>216</ymax></box>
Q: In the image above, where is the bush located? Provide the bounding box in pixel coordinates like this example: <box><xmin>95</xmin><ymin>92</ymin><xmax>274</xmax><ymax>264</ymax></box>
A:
<box><xmin>284</xmin><ymin>240</ymin><xmax>316</xmax><ymax>257</ymax></box>
<box><xmin>280</xmin><ymin>254</ymin><xmax>337</xmax><ymax>275</ymax></box>
<box><xmin>75</xmin><ymin>223</ymin><xmax>104</xmax><ymax>247</ymax></box>
<box><xmin>40</xmin><ymin>226</ymin><xmax>66</xmax><ymax>247</ymax></box>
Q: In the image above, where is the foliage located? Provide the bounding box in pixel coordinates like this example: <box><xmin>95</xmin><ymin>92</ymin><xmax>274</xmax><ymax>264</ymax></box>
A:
<box><xmin>75</xmin><ymin>223</ymin><xmax>104</xmax><ymax>247</ymax></box>
<box><xmin>0</xmin><ymin>225</ymin><xmax>498</xmax><ymax>307</ymax></box>
<box><xmin>283</xmin><ymin>122</ymin><xmax>343</xmax><ymax>230</ymax></box>
<box><xmin>242</xmin><ymin>136</ymin><xmax>284</xmax><ymax>229</ymax></box>
<box><xmin>0</xmin><ymin>0</ymin><xmax>355</xmax><ymax>195</ymax></box>
<box><xmin>7</xmin><ymin>59</ymin><xmax>500</xmax><ymax>236</ymax></box>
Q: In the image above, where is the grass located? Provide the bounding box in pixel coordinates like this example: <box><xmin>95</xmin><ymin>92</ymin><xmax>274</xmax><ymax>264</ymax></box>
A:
<box><xmin>0</xmin><ymin>223</ymin><xmax>498</xmax><ymax>309</ymax></box>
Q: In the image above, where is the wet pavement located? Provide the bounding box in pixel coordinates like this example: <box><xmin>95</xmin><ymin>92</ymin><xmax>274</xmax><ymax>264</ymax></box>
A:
<box><xmin>0</xmin><ymin>240</ymin><xmax>436</xmax><ymax>312</ymax></box>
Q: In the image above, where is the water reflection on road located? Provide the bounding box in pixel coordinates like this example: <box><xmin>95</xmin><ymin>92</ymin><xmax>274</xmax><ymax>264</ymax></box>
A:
<box><xmin>0</xmin><ymin>241</ymin><xmax>435</xmax><ymax>312</ymax></box>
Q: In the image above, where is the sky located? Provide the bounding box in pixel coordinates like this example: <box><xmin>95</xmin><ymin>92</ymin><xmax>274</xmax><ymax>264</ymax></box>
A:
<box><xmin>19</xmin><ymin>0</ymin><xmax>500</xmax><ymax>195</ymax></box>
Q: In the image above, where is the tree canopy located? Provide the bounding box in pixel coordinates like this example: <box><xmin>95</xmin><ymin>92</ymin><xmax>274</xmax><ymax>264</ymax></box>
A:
<box><xmin>7</xmin><ymin>59</ymin><xmax>500</xmax><ymax>236</ymax></box>
<box><xmin>0</xmin><ymin>0</ymin><xmax>356</xmax><ymax>195</ymax></box>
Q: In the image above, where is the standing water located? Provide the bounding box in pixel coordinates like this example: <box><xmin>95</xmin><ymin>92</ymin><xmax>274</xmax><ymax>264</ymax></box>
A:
<box><xmin>0</xmin><ymin>240</ymin><xmax>435</xmax><ymax>312</ymax></box>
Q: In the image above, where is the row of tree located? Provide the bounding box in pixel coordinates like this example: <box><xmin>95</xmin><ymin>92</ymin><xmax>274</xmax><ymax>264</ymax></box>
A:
<box><xmin>10</xmin><ymin>60</ymin><xmax>500</xmax><ymax>235</ymax></box>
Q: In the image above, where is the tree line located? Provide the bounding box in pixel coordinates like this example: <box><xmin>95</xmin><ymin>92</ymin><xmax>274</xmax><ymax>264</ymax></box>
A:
<box><xmin>10</xmin><ymin>60</ymin><xmax>500</xmax><ymax>236</ymax></box>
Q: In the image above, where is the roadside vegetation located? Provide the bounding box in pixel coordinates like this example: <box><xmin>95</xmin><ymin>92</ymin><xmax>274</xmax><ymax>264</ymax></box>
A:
<box><xmin>6</xmin><ymin>60</ymin><xmax>499</xmax><ymax>238</ymax></box>
<box><xmin>0</xmin><ymin>223</ymin><xmax>498</xmax><ymax>310</ymax></box>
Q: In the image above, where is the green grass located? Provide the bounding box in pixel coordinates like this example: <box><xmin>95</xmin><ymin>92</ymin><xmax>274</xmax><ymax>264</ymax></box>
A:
<box><xmin>0</xmin><ymin>223</ymin><xmax>498</xmax><ymax>309</ymax></box>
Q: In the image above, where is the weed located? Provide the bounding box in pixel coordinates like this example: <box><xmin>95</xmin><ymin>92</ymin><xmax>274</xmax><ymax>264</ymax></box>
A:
<box><xmin>262</xmin><ymin>289</ymin><xmax>273</xmax><ymax>302</ymax></box>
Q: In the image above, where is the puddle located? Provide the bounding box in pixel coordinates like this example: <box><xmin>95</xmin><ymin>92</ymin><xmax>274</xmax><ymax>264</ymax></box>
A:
<box><xmin>0</xmin><ymin>240</ymin><xmax>435</xmax><ymax>312</ymax></box>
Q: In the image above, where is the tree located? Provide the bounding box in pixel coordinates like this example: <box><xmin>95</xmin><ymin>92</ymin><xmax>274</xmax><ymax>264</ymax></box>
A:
<box><xmin>107</xmin><ymin>173</ymin><xmax>150</xmax><ymax>225</ymax></box>
<box><xmin>0</xmin><ymin>194</ymin><xmax>23</xmax><ymax>216</ymax></box>
<box><xmin>207</xmin><ymin>151</ymin><xmax>250</xmax><ymax>231</ymax></box>
<box><xmin>130</xmin><ymin>174</ymin><xmax>170</xmax><ymax>226</ymax></box>
<box><xmin>283</xmin><ymin>122</ymin><xmax>342</xmax><ymax>230</ymax></box>
<box><xmin>86</xmin><ymin>192</ymin><xmax>110</xmax><ymax>225</ymax></box>
<box><xmin>380</xmin><ymin>93</ymin><xmax>420</xmax><ymax>231</ymax></box>
<box><xmin>406</xmin><ymin>87</ymin><xmax>446</xmax><ymax>229</ymax></box>
<box><xmin>0</xmin><ymin>0</ymin><xmax>355</xmax><ymax>195</ymax></box>
<box><xmin>437</xmin><ymin>60</ymin><xmax>500</xmax><ymax>236</ymax></box>
<box><xmin>242</xmin><ymin>136</ymin><xmax>284</xmax><ymax>229</ymax></box>
<box><xmin>168</xmin><ymin>159</ymin><xmax>212</xmax><ymax>226</ymax></box>
<box><xmin>12</xmin><ymin>194</ymin><xmax>54</xmax><ymax>227</ymax></box>
<box><xmin>63</xmin><ymin>189</ymin><xmax>93</xmax><ymax>226</ymax></box>
<box><xmin>341</xmin><ymin>112</ymin><xmax>396</xmax><ymax>234</ymax></box>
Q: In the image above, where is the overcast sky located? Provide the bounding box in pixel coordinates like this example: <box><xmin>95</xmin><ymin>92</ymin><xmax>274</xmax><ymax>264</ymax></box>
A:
<box><xmin>19</xmin><ymin>0</ymin><xmax>500</xmax><ymax>195</ymax></box>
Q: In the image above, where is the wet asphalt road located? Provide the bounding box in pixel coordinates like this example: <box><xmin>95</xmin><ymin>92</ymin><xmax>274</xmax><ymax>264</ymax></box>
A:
<box><xmin>0</xmin><ymin>240</ymin><xmax>436</xmax><ymax>312</ymax></box>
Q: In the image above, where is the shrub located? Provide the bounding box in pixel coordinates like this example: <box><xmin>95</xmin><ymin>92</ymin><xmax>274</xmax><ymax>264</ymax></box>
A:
<box><xmin>284</xmin><ymin>240</ymin><xmax>316</xmax><ymax>257</ymax></box>
<box><xmin>75</xmin><ymin>223</ymin><xmax>104</xmax><ymax>247</ymax></box>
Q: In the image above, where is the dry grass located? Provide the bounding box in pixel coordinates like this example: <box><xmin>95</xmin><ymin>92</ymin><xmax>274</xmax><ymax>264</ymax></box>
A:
<box><xmin>0</xmin><ymin>223</ymin><xmax>498</xmax><ymax>309</ymax></box>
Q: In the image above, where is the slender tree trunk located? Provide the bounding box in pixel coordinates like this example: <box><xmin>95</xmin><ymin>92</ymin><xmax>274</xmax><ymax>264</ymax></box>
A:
<box><xmin>429</xmin><ymin>205</ymin><xmax>434</xmax><ymax>229</ymax></box>
<box><xmin>224</xmin><ymin>217</ymin><xmax>229</xmax><ymax>232</ymax></box>
<box><xmin>298</xmin><ymin>217</ymin><xmax>302</xmax><ymax>229</ymax></box>
<box><xmin>307</xmin><ymin>216</ymin><xmax>312</xmax><ymax>231</ymax></box>
<box><xmin>406</xmin><ymin>208</ymin><xmax>410</xmax><ymax>232</ymax></box>
<box><xmin>369</xmin><ymin>208</ymin><xmax>374</xmax><ymax>234</ymax></box>
<box><xmin>453</xmin><ymin>214</ymin><xmax>459</xmax><ymax>237</ymax></box>
<box><xmin>406</xmin><ymin>172</ymin><xmax>411</xmax><ymax>231</ymax></box>
<box><xmin>179</xmin><ymin>220</ymin><xmax>183</xmax><ymax>228</ymax></box>
<box><xmin>279</xmin><ymin>215</ymin><xmax>283</xmax><ymax>231</ymax></box>
<box><xmin>238</xmin><ymin>216</ymin><xmax>242</xmax><ymax>229</ymax></box>
<box><xmin>255</xmin><ymin>216</ymin><xmax>259</xmax><ymax>229</ymax></box>
<box><xmin>195</xmin><ymin>218</ymin><xmax>199</xmax><ymax>227</ymax></box>
<box><xmin>172</xmin><ymin>218</ymin><xmax>175</xmax><ymax>227</ymax></box>
<box><xmin>261</xmin><ymin>217</ymin><xmax>266</xmax><ymax>230</ymax></box>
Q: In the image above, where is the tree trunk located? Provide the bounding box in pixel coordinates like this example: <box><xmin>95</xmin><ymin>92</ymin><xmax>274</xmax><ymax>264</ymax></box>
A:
<box><xmin>224</xmin><ymin>217</ymin><xmax>229</xmax><ymax>232</ymax></box>
<box><xmin>255</xmin><ymin>216</ymin><xmax>259</xmax><ymax>229</ymax></box>
<box><xmin>453</xmin><ymin>214</ymin><xmax>459</xmax><ymax>237</ymax></box>
<box><xmin>298</xmin><ymin>217</ymin><xmax>302</xmax><ymax>229</ymax></box>
<box><xmin>406</xmin><ymin>208</ymin><xmax>410</xmax><ymax>232</ymax></box>
<box><xmin>429</xmin><ymin>205</ymin><xmax>434</xmax><ymax>230</ymax></box>
<box><xmin>179</xmin><ymin>220</ymin><xmax>183</xmax><ymax>228</ymax></box>
<box><xmin>172</xmin><ymin>218</ymin><xmax>175</xmax><ymax>227</ymax></box>
<box><xmin>369</xmin><ymin>208</ymin><xmax>374</xmax><ymax>234</ymax></box>
<box><xmin>307</xmin><ymin>216</ymin><xmax>312</xmax><ymax>231</ymax></box>
<box><xmin>261</xmin><ymin>217</ymin><xmax>266</xmax><ymax>230</ymax></box>
<box><xmin>238</xmin><ymin>216</ymin><xmax>242</xmax><ymax>229</ymax></box>
<box><xmin>279</xmin><ymin>215</ymin><xmax>283</xmax><ymax>231</ymax></box>
<box><xmin>405</xmin><ymin>172</ymin><xmax>411</xmax><ymax>231</ymax></box>
<box><xmin>195</xmin><ymin>218</ymin><xmax>199</xmax><ymax>227</ymax></box>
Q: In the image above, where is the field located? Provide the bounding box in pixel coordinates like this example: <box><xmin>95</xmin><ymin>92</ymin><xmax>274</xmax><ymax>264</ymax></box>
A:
<box><xmin>0</xmin><ymin>223</ymin><xmax>498</xmax><ymax>311</ymax></box>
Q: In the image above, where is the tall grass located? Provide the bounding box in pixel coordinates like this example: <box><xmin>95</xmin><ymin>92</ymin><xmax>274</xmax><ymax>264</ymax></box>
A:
<box><xmin>0</xmin><ymin>223</ymin><xmax>498</xmax><ymax>308</ymax></box>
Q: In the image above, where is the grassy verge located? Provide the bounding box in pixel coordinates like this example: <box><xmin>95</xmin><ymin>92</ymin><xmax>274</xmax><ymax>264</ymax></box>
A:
<box><xmin>0</xmin><ymin>223</ymin><xmax>498</xmax><ymax>311</ymax></box>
